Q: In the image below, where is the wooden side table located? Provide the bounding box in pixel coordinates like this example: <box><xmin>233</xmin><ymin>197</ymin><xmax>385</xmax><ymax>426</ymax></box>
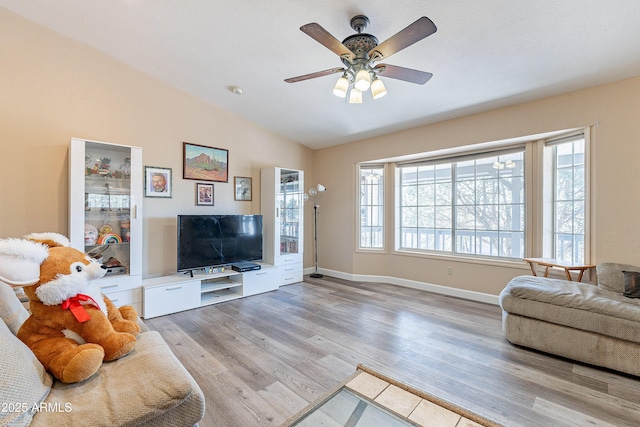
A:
<box><xmin>523</xmin><ymin>258</ymin><xmax>595</xmax><ymax>282</ymax></box>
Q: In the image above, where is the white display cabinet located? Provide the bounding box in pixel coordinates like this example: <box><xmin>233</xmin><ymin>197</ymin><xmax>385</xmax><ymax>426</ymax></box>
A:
<box><xmin>261</xmin><ymin>167</ymin><xmax>304</xmax><ymax>284</ymax></box>
<box><xmin>69</xmin><ymin>138</ymin><xmax>143</xmax><ymax>312</ymax></box>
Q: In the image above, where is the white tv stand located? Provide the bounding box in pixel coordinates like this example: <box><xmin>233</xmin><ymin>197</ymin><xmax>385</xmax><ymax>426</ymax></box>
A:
<box><xmin>141</xmin><ymin>263</ymin><xmax>278</xmax><ymax>319</ymax></box>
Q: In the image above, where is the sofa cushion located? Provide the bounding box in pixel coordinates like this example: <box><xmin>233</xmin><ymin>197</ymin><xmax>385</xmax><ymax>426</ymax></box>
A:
<box><xmin>622</xmin><ymin>270</ymin><xmax>640</xmax><ymax>298</ymax></box>
<box><xmin>0</xmin><ymin>281</ymin><xmax>29</xmax><ymax>334</ymax></box>
<box><xmin>30</xmin><ymin>330</ymin><xmax>202</xmax><ymax>427</ymax></box>
<box><xmin>0</xmin><ymin>319</ymin><xmax>52</xmax><ymax>427</ymax></box>
<box><xmin>596</xmin><ymin>262</ymin><xmax>640</xmax><ymax>294</ymax></box>
<box><xmin>500</xmin><ymin>275</ymin><xmax>640</xmax><ymax>343</ymax></box>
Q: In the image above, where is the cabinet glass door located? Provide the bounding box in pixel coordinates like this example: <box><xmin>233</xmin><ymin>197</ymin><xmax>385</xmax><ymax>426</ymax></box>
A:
<box><xmin>83</xmin><ymin>142</ymin><xmax>133</xmax><ymax>275</ymax></box>
<box><xmin>279</xmin><ymin>169</ymin><xmax>303</xmax><ymax>255</ymax></box>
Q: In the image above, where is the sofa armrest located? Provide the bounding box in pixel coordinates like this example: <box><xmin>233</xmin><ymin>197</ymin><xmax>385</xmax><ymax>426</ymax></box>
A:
<box><xmin>30</xmin><ymin>330</ymin><xmax>205</xmax><ymax>427</ymax></box>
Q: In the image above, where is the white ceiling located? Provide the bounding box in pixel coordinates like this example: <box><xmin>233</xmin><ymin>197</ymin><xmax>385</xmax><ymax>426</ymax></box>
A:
<box><xmin>3</xmin><ymin>1</ymin><xmax>640</xmax><ymax>149</ymax></box>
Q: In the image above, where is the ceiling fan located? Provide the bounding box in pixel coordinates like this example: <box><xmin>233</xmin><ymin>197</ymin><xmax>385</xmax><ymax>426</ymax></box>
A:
<box><xmin>285</xmin><ymin>15</ymin><xmax>437</xmax><ymax>103</ymax></box>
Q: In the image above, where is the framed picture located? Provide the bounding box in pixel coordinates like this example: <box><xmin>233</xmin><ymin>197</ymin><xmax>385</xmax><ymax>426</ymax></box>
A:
<box><xmin>234</xmin><ymin>176</ymin><xmax>252</xmax><ymax>201</ymax></box>
<box><xmin>144</xmin><ymin>166</ymin><xmax>172</xmax><ymax>198</ymax></box>
<box><xmin>196</xmin><ymin>182</ymin><xmax>214</xmax><ymax>206</ymax></box>
<box><xmin>183</xmin><ymin>142</ymin><xmax>229</xmax><ymax>182</ymax></box>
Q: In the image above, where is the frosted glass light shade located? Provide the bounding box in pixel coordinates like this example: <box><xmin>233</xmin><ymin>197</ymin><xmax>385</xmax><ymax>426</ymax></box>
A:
<box><xmin>349</xmin><ymin>88</ymin><xmax>363</xmax><ymax>104</ymax></box>
<box><xmin>371</xmin><ymin>78</ymin><xmax>387</xmax><ymax>99</ymax></box>
<box><xmin>333</xmin><ymin>76</ymin><xmax>349</xmax><ymax>98</ymax></box>
<box><xmin>354</xmin><ymin>69</ymin><xmax>371</xmax><ymax>91</ymax></box>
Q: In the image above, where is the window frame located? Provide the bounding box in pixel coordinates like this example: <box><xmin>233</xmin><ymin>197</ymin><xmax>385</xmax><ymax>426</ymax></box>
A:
<box><xmin>357</xmin><ymin>163</ymin><xmax>386</xmax><ymax>251</ymax></box>
<box><xmin>541</xmin><ymin>131</ymin><xmax>590</xmax><ymax>264</ymax></box>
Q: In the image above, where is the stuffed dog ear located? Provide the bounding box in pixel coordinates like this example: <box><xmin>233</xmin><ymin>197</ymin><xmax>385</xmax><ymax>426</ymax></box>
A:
<box><xmin>0</xmin><ymin>238</ymin><xmax>49</xmax><ymax>287</ymax></box>
<box><xmin>24</xmin><ymin>232</ymin><xmax>70</xmax><ymax>249</ymax></box>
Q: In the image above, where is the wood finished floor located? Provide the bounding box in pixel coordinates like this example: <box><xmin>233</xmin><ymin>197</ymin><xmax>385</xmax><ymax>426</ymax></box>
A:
<box><xmin>145</xmin><ymin>276</ymin><xmax>640</xmax><ymax>427</ymax></box>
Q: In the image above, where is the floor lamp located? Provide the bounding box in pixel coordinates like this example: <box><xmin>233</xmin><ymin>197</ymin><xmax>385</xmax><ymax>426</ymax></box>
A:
<box><xmin>305</xmin><ymin>184</ymin><xmax>327</xmax><ymax>278</ymax></box>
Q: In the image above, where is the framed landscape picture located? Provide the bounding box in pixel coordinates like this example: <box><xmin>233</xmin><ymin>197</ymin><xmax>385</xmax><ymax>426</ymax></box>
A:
<box><xmin>183</xmin><ymin>142</ymin><xmax>229</xmax><ymax>182</ymax></box>
<box><xmin>144</xmin><ymin>166</ymin><xmax>172</xmax><ymax>198</ymax></box>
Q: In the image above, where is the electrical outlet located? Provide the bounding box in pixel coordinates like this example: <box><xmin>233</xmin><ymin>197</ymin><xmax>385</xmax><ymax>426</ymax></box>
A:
<box><xmin>447</xmin><ymin>267</ymin><xmax>453</xmax><ymax>275</ymax></box>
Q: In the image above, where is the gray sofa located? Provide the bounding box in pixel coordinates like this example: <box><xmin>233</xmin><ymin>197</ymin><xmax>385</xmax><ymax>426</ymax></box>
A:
<box><xmin>0</xmin><ymin>281</ymin><xmax>205</xmax><ymax>427</ymax></box>
<box><xmin>499</xmin><ymin>262</ymin><xmax>640</xmax><ymax>377</ymax></box>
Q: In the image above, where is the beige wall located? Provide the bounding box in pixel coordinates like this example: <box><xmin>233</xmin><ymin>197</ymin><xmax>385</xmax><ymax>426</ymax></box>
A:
<box><xmin>315</xmin><ymin>75</ymin><xmax>640</xmax><ymax>295</ymax></box>
<box><xmin>0</xmin><ymin>9</ymin><xmax>314</xmax><ymax>277</ymax></box>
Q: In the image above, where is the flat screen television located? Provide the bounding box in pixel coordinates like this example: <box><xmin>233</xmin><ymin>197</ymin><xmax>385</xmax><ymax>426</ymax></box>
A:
<box><xmin>177</xmin><ymin>214</ymin><xmax>263</xmax><ymax>272</ymax></box>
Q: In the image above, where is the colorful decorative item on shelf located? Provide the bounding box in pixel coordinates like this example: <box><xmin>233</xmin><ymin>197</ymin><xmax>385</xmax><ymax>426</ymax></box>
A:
<box><xmin>97</xmin><ymin>233</ymin><xmax>122</xmax><ymax>244</ymax></box>
<box><xmin>120</xmin><ymin>220</ymin><xmax>131</xmax><ymax>242</ymax></box>
<box><xmin>84</xmin><ymin>224</ymin><xmax>99</xmax><ymax>245</ymax></box>
<box><xmin>99</xmin><ymin>224</ymin><xmax>113</xmax><ymax>235</ymax></box>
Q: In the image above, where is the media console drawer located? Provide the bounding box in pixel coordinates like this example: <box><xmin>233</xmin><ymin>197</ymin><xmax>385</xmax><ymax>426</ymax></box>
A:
<box><xmin>105</xmin><ymin>288</ymin><xmax>142</xmax><ymax>311</ymax></box>
<box><xmin>281</xmin><ymin>262</ymin><xmax>303</xmax><ymax>285</ymax></box>
<box><xmin>243</xmin><ymin>267</ymin><xmax>278</xmax><ymax>296</ymax></box>
<box><xmin>143</xmin><ymin>278</ymin><xmax>200</xmax><ymax>319</ymax></box>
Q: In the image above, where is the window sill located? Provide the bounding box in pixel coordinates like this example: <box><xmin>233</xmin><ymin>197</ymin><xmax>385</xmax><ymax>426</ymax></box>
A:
<box><xmin>392</xmin><ymin>248</ymin><xmax>528</xmax><ymax>271</ymax></box>
<box><xmin>356</xmin><ymin>247</ymin><xmax>387</xmax><ymax>254</ymax></box>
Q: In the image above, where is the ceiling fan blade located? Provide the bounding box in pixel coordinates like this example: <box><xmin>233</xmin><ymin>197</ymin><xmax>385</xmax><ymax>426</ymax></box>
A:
<box><xmin>285</xmin><ymin>67</ymin><xmax>345</xmax><ymax>83</ymax></box>
<box><xmin>369</xmin><ymin>17</ymin><xmax>437</xmax><ymax>61</ymax></box>
<box><xmin>375</xmin><ymin>64</ymin><xmax>433</xmax><ymax>85</ymax></box>
<box><xmin>300</xmin><ymin>23</ymin><xmax>355</xmax><ymax>62</ymax></box>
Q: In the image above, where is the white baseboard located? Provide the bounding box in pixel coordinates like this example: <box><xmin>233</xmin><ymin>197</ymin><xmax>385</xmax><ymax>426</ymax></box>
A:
<box><xmin>303</xmin><ymin>267</ymin><xmax>499</xmax><ymax>306</ymax></box>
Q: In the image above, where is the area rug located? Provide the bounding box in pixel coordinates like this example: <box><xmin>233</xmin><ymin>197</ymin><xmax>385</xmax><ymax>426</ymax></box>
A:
<box><xmin>281</xmin><ymin>363</ymin><xmax>504</xmax><ymax>427</ymax></box>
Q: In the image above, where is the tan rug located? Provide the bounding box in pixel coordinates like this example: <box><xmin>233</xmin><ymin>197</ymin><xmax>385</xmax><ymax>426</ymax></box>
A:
<box><xmin>282</xmin><ymin>363</ymin><xmax>504</xmax><ymax>427</ymax></box>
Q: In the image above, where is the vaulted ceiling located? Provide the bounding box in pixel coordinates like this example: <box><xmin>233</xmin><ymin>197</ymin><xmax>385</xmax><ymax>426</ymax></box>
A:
<box><xmin>2</xmin><ymin>1</ymin><xmax>640</xmax><ymax>149</ymax></box>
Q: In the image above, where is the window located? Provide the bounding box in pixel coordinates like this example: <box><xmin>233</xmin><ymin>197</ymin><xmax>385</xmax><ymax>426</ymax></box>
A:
<box><xmin>359</xmin><ymin>165</ymin><xmax>384</xmax><ymax>249</ymax></box>
<box><xmin>356</xmin><ymin>128</ymin><xmax>589</xmax><ymax>264</ymax></box>
<box><xmin>547</xmin><ymin>133</ymin><xmax>586</xmax><ymax>263</ymax></box>
<box><xmin>398</xmin><ymin>149</ymin><xmax>525</xmax><ymax>259</ymax></box>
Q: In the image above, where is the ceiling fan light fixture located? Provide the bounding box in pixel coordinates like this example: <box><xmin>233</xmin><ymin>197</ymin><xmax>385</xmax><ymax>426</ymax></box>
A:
<box><xmin>354</xmin><ymin>69</ymin><xmax>371</xmax><ymax>91</ymax></box>
<box><xmin>371</xmin><ymin>78</ymin><xmax>387</xmax><ymax>99</ymax></box>
<box><xmin>333</xmin><ymin>76</ymin><xmax>349</xmax><ymax>98</ymax></box>
<box><xmin>286</xmin><ymin>15</ymin><xmax>437</xmax><ymax>105</ymax></box>
<box><xmin>348</xmin><ymin>88</ymin><xmax>363</xmax><ymax>104</ymax></box>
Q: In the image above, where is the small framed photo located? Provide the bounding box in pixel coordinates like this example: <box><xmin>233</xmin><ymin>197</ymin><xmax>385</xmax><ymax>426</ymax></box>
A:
<box><xmin>183</xmin><ymin>142</ymin><xmax>229</xmax><ymax>182</ymax></box>
<box><xmin>234</xmin><ymin>176</ymin><xmax>252</xmax><ymax>201</ymax></box>
<box><xmin>144</xmin><ymin>166</ymin><xmax>172</xmax><ymax>198</ymax></box>
<box><xmin>196</xmin><ymin>182</ymin><xmax>214</xmax><ymax>206</ymax></box>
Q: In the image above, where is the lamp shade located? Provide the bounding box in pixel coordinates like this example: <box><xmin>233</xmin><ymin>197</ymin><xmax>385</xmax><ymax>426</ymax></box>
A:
<box><xmin>371</xmin><ymin>78</ymin><xmax>387</xmax><ymax>99</ymax></box>
<box><xmin>349</xmin><ymin>88</ymin><xmax>363</xmax><ymax>104</ymax></box>
<box><xmin>333</xmin><ymin>76</ymin><xmax>349</xmax><ymax>98</ymax></box>
<box><xmin>354</xmin><ymin>69</ymin><xmax>371</xmax><ymax>91</ymax></box>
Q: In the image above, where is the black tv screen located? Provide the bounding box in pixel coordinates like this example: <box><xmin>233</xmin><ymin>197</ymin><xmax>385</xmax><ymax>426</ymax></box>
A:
<box><xmin>177</xmin><ymin>214</ymin><xmax>263</xmax><ymax>272</ymax></box>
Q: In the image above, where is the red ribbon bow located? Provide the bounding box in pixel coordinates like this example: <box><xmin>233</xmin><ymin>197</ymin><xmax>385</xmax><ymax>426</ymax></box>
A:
<box><xmin>61</xmin><ymin>294</ymin><xmax>101</xmax><ymax>323</ymax></box>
